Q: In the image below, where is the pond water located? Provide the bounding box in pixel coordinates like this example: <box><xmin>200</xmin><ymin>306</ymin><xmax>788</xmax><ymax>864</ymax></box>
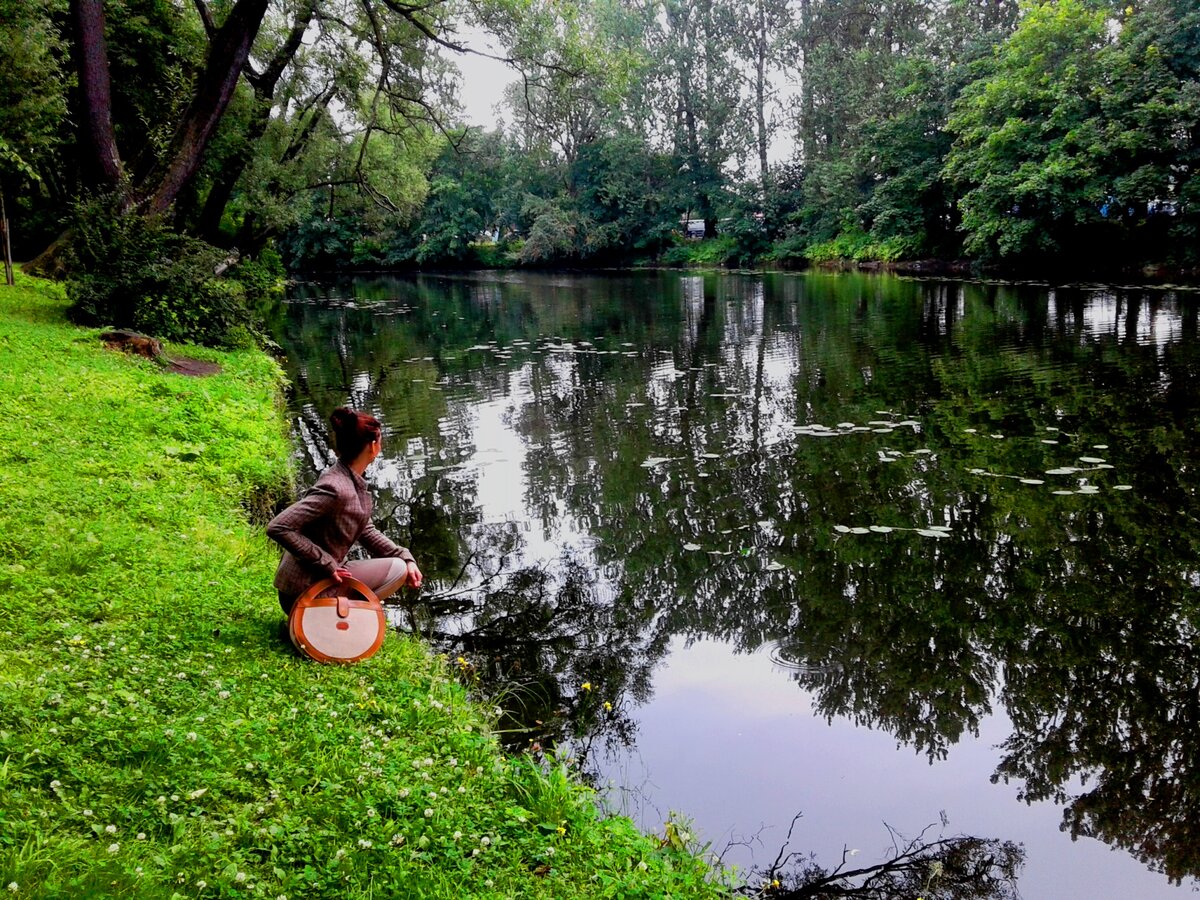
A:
<box><xmin>270</xmin><ymin>270</ymin><xmax>1200</xmax><ymax>898</ymax></box>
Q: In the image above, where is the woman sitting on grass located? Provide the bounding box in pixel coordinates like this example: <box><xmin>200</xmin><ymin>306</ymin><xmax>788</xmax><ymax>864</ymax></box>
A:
<box><xmin>267</xmin><ymin>406</ymin><xmax>423</xmax><ymax>614</ymax></box>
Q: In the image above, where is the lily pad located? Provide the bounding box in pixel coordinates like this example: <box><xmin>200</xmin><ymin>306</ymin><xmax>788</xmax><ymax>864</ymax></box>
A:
<box><xmin>833</xmin><ymin>525</ymin><xmax>852</xmax><ymax>533</ymax></box>
<box><xmin>1019</xmin><ymin>478</ymin><xmax>1045</xmax><ymax>485</ymax></box>
<box><xmin>1113</xmin><ymin>484</ymin><xmax>1133</xmax><ymax>491</ymax></box>
<box><xmin>641</xmin><ymin>457</ymin><xmax>673</xmax><ymax>467</ymax></box>
<box><xmin>1046</xmin><ymin>467</ymin><xmax>1080</xmax><ymax>475</ymax></box>
<box><xmin>682</xmin><ymin>543</ymin><xmax>702</xmax><ymax>551</ymax></box>
<box><xmin>1052</xmin><ymin>490</ymin><xmax>1075</xmax><ymax>496</ymax></box>
<box><xmin>1078</xmin><ymin>456</ymin><xmax>1106</xmax><ymax>464</ymax></box>
<box><xmin>868</xmin><ymin>525</ymin><xmax>894</xmax><ymax>534</ymax></box>
<box><xmin>849</xmin><ymin>527</ymin><xmax>871</xmax><ymax>535</ymax></box>
<box><xmin>765</xmin><ymin>562</ymin><xmax>786</xmax><ymax>572</ymax></box>
<box><xmin>915</xmin><ymin>529</ymin><xmax>947</xmax><ymax>538</ymax></box>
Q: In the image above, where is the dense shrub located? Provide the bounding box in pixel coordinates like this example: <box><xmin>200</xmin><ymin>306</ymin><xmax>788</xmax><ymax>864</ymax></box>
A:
<box><xmin>65</xmin><ymin>195</ymin><xmax>264</xmax><ymax>348</ymax></box>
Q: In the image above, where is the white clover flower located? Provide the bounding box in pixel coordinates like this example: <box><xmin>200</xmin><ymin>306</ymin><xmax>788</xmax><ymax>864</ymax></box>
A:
<box><xmin>357</xmin><ymin>839</ymin><xmax>373</xmax><ymax>849</ymax></box>
<box><xmin>82</xmin><ymin>809</ymin><xmax>93</xmax><ymax>817</ymax></box>
<box><xmin>234</xmin><ymin>871</ymin><xmax>246</xmax><ymax>882</ymax></box>
<box><xmin>423</xmin><ymin>808</ymin><xmax>434</xmax><ymax>818</ymax></box>
<box><xmin>398</xmin><ymin>788</ymin><xmax>410</xmax><ymax>799</ymax></box>
<box><xmin>7</xmin><ymin>883</ymin><xmax>18</xmax><ymax>893</ymax></box>
<box><xmin>390</xmin><ymin>834</ymin><xmax>405</xmax><ymax>847</ymax></box>
<box><xmin>170</xmin><ymin>795</ymin><xmax>180</xmax><ymax>802</ymax></box>
<box><xmin>196</xmin><ymin>881</ymin><xmax>207</xmax><ymax>889</ymax></box>
<box><xmin>471</xmin><ymin>849</ymin><xmax>480</xmax><ymax>857</ymax></box>
<box><xmin>452</xmin><ymin>831</ymin><xmax>463</xmax><ymax>841</ymax></box>
<box><xmin>636</xmin><ymin>859</ymin><xmax>647</xmax><ymax>871</ymax></box>
<box><xmin>335</xmin><ymin>849</ymin><xmax>347</xmax><ymax>859</ymax></box>
<box><xmin>429</xmin><ymin>792</ymin><xmax>438</xmax><ymax>802</ymax></box>
<box><xmin>186</xmin><ymin>732</ymin><xmax>198</xmax><ymax>741</ymax></box>
<box><xmin>164</xmin><ymin>729</ymin><xmax>175</xmax><ymax>738</ymax></box>
<box><xmin>49</xmin><ymin>780</ymin><xmax>61</xmax><ymax>789</ymax></box>
<box><xmin>480</xmin><ymin>836</ymin><xmax>491</xmax><ymax>847</ymax></box>
<box><xmin>218</xmin><ymin>690</ymin><xmax>230</xmax><ymax>700</ymax></box>
<box><xmin>366</xmin><ymin>807</ymin><xmax>377</xmax><ymax>818</ymax></box>
<box><xmin>136</xmin><ymin>832</ymin><xmax>146</xmax><ymax>840</ymax></box>
<box><xmin>104</xmin><ymin>824</ymin><xmax>117</xmax><ymax>834</ymax></box>
<box><xmin>458</xmin><ymin>787</ymin><xmax>466</xmax><ymax>794</ymax></box>
<box><xmin>546</xmin><ymin>847</ymin><xmax>556</xmax><ymax>857</ymax></box>
<box><xmin>423</xmin><ymin>757</ymin><xmax>433</xmax><ymax>767</ymax></box>
<box><xmin>107</xmin><ymin>843</ymin><xmax>120</xmax><ymax>854</ymax></box>
<box><xmin>449</xmin><ymin>758</ymin><xmax>458</xmax><ymax>767</ymax></box>
<box><xmin>484</xmin><ymin>880</ymin><xmax>494</xmax><ymax>888</ymax></box>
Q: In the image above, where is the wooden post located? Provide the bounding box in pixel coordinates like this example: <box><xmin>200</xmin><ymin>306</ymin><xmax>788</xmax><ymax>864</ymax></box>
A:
<box><xmin>1</xmin><ymin>187</ymin><xmax>13</xmax><ymax>287</ymax></box>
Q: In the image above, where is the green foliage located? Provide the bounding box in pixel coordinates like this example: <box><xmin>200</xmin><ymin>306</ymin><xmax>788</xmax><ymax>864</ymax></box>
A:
<box><xmin>64</xmin><ymin>195</ymin><xmax>261</xmax><ymax>348</ymax></box>
<box><xmin>804</xmin><ymin>228</ymin><xmax>924</xmax><ymax>264</ymax></box>
<box><xmin>0</xmin><ymin>276</ymin><xmax>728</xmax><ymax>899</ymax></box>
<box><xmin>661</xmin><ymin>235</ymin><xmax>742</xmax><ymax>268</ymax></box>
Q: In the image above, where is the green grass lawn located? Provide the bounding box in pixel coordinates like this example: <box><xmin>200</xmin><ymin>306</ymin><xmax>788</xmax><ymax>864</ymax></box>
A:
<box><xmin>0</xmin><ymin>276</ymin><xmax>725</xmax><ymax>899</ymax></box>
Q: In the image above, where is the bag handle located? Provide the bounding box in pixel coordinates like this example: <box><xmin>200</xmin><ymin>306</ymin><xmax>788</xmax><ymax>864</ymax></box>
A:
<box><xmin>294</xmin><ymin>575</ymin><xmax>382</xmax><ymax>618</ymax></box>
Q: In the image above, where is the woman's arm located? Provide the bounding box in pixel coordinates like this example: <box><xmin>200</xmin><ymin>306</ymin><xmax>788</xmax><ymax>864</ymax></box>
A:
<box><xmin>266</xmin><ymin>483</ymin><xmax>341</xmax><ymax>575</ymax></box>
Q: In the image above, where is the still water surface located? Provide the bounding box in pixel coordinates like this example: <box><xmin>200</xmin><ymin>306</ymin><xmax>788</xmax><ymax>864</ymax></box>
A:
<box><xmin>271</xmin><ymin>271</ymin><xmax>1200</xmax><ymax>898</ymax></box>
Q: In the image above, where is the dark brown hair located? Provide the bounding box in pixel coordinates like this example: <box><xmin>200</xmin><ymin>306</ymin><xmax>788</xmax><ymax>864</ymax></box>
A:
<box><xmin>330</xmin><ymin>407</ymin><xmax>381</xmax><ymax>462</ymax></box>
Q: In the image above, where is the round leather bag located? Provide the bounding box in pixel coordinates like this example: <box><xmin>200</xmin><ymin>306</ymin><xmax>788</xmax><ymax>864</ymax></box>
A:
<box><xmin>288</xmin><ymin>576</ymin><xmax>386</xmax><ymax>664</ymax></box>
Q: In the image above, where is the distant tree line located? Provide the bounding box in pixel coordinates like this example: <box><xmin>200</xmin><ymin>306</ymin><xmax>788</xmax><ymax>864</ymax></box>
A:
<box><xmin>281</xmin><ymin>0</ymin><xmax>1200</xmax><ymax>276</ymax></box>
<box><xmin>1</xmin><ymin>0</ymin><xmax>1197</xmax><ymax>340</ymax></box>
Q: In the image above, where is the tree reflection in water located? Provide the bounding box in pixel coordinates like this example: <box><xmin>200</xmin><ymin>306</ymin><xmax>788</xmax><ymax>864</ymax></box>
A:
<box><xmin>274</xmin><ymin>273</ymin><xmax>1200</xmax><ymax>886</ymax></box>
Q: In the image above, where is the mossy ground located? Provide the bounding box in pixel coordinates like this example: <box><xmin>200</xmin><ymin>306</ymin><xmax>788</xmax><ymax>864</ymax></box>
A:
<box><xmin>0</xmin><ymin>276</ymin><xmax>726</xmax><ymax>899</ymax></box>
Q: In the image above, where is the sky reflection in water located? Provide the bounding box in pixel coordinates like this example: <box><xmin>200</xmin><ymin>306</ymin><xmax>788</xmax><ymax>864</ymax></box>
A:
<box><xmin>272</xmin><ymin>271</ymin><xmax>1200</xmax><ymax>898</ymax></box>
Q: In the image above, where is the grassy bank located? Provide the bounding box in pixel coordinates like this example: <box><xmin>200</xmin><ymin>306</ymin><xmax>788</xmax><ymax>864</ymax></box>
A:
<box><xmin>0</xmin><ymin>276</ymin><xmax>725</xmax><ymax>899</ymax></box>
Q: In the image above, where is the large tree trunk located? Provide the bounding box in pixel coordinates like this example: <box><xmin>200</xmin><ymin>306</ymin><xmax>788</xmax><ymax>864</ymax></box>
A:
<box><xmin>139</xmin><ymin>0</ymin><xmax>271</xmax><ymax>216</ymax></box>
<box><xmin>71</xmin><ymin>0</ymin><xmax>125</xmax><ymax>192</ymax></box>
<box><xmin>197</xmin><ymin>1</ymin><xmax>315</xmax><ymax>242</ymax></box>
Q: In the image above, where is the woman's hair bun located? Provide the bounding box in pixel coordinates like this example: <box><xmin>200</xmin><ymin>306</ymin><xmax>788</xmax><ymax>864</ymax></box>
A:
<box><xmin>329</xmin><ymin>406</ymin><xmax>381</xmax><ymax>462</ymax></box>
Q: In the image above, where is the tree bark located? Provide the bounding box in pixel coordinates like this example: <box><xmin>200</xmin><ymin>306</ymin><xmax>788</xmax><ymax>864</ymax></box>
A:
<box><xmin>755</xmin><ymin>0</ymin><xmax>771</xmax><ymax>206</ymax></box>
<box><xmin>1</xmin><ymin>187</ymin><xmax>14</xmax><ymax>286</ymax></box>
<box><xmin>197</xmin><ymin>1</ymin><xmax>316</xmax><ymax>241</ymax></box>
<box><xmin>71</xmin><ymin>0</ymin><xmax>125</xmax><ymax>192</ymax></box>
<box><xmin>139</xmin><ymin>0</ymin><xmax>272</xmax><ymax>216</ymax></box>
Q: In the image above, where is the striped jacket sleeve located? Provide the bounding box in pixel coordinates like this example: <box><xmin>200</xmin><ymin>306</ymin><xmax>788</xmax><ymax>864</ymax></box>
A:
<box><xmin>265</xmin><ymin>481</ymin><xmax>341</xmax><ymax>576</ymax></box>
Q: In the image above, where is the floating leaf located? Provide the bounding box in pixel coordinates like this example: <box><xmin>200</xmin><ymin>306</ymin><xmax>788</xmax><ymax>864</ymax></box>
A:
<box><xmin>868</xmin><ymin>525</ymin><xmax>894</xmax><ymax>534</ymax></box>
<box><xmin>682</xmin><ymin>543</ymin><xmax>702</xmax><ymax>551</ymax></box>
<box><xmin>1077</xmin><ymin>485</ymin><xmax>1101</xmax><ymax>494</ymax></box>
<box><xmin>837</xmin><ymin>422</ymin><xmax>856</xmax><ymax>429</ymax></box>
<box><xmin>833</xmin><ymin>525</ymin><xmax>851</xmax><ymax>533</ymax></box>
<box><xmin>872</xmin><ymin>428</ymin><xmax>894</xmax><ymax>434</ymax></box>
<box><xmin>1046</xmin><ymin>467</ymin><xmax>1080</xmax><ymax>475</ymax></box>
<box><xmin>963</xmin><ymin>428</ymin><xmax>978</xmax><ymax>434</ymax></box>
<box><xmin>916</xmin><ymin>529</ymin><xmax>947</xmax><ymax>538</ymax></box>
<box><xmin>1093</xmin><ymin>444</ymin><xmax>1109</xmax><ymax>449</ymax></box>
<box><xmin>1019</xmin><ymin>478</ymin><xmax>1045</xmax><ymax>485</ymax></box>
<box><xmin>1052</xmin><ymin>490</ymin><xmax>1075</xmax><ymax>496</ymax></box>
<box><xmin>1041</xmin><ymin>439</ymin><xmax>1059</xmax><ymax>445</ymax></box>
<box><xmin>1113</xmin><ymin>485</ymin><xmax>1133</xmax><ymax>491</ymax></box>
<box><xmin>641</xmin><ymin>457</ymin><xmax>672</xmax><ymax>467</ymax></box>
<box><xmin>850</xmin><ymin>527</ymin><xmax>871</xmax><ymax>535</ymax></box>
<box><xmin>1078</xmin><ymin>456</ymin><xmax>1106</xmax><ymax>464</ymax></box>
<box><xmin>765</xmin><ymin>562</ymin><xmax>786</xmax><ymax>572</ymax></box>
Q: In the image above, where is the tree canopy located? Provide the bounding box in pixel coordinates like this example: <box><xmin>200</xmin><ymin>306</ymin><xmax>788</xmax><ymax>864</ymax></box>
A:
<box><xmin>3</xmin><ymin>0</ymin><xmax>1198</xmax><ymax>290</ymax></box>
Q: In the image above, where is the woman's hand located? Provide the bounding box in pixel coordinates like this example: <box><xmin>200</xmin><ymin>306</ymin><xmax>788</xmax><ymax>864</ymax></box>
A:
<box><xmin>405</xmin><ymin>559</ymin><xmax>424</xmax><ymax>589</ymax></box>
<box><xmin>332</xmin><ymin>566</ymin><xmax>354</xmax><ymax>583</ymax></box>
